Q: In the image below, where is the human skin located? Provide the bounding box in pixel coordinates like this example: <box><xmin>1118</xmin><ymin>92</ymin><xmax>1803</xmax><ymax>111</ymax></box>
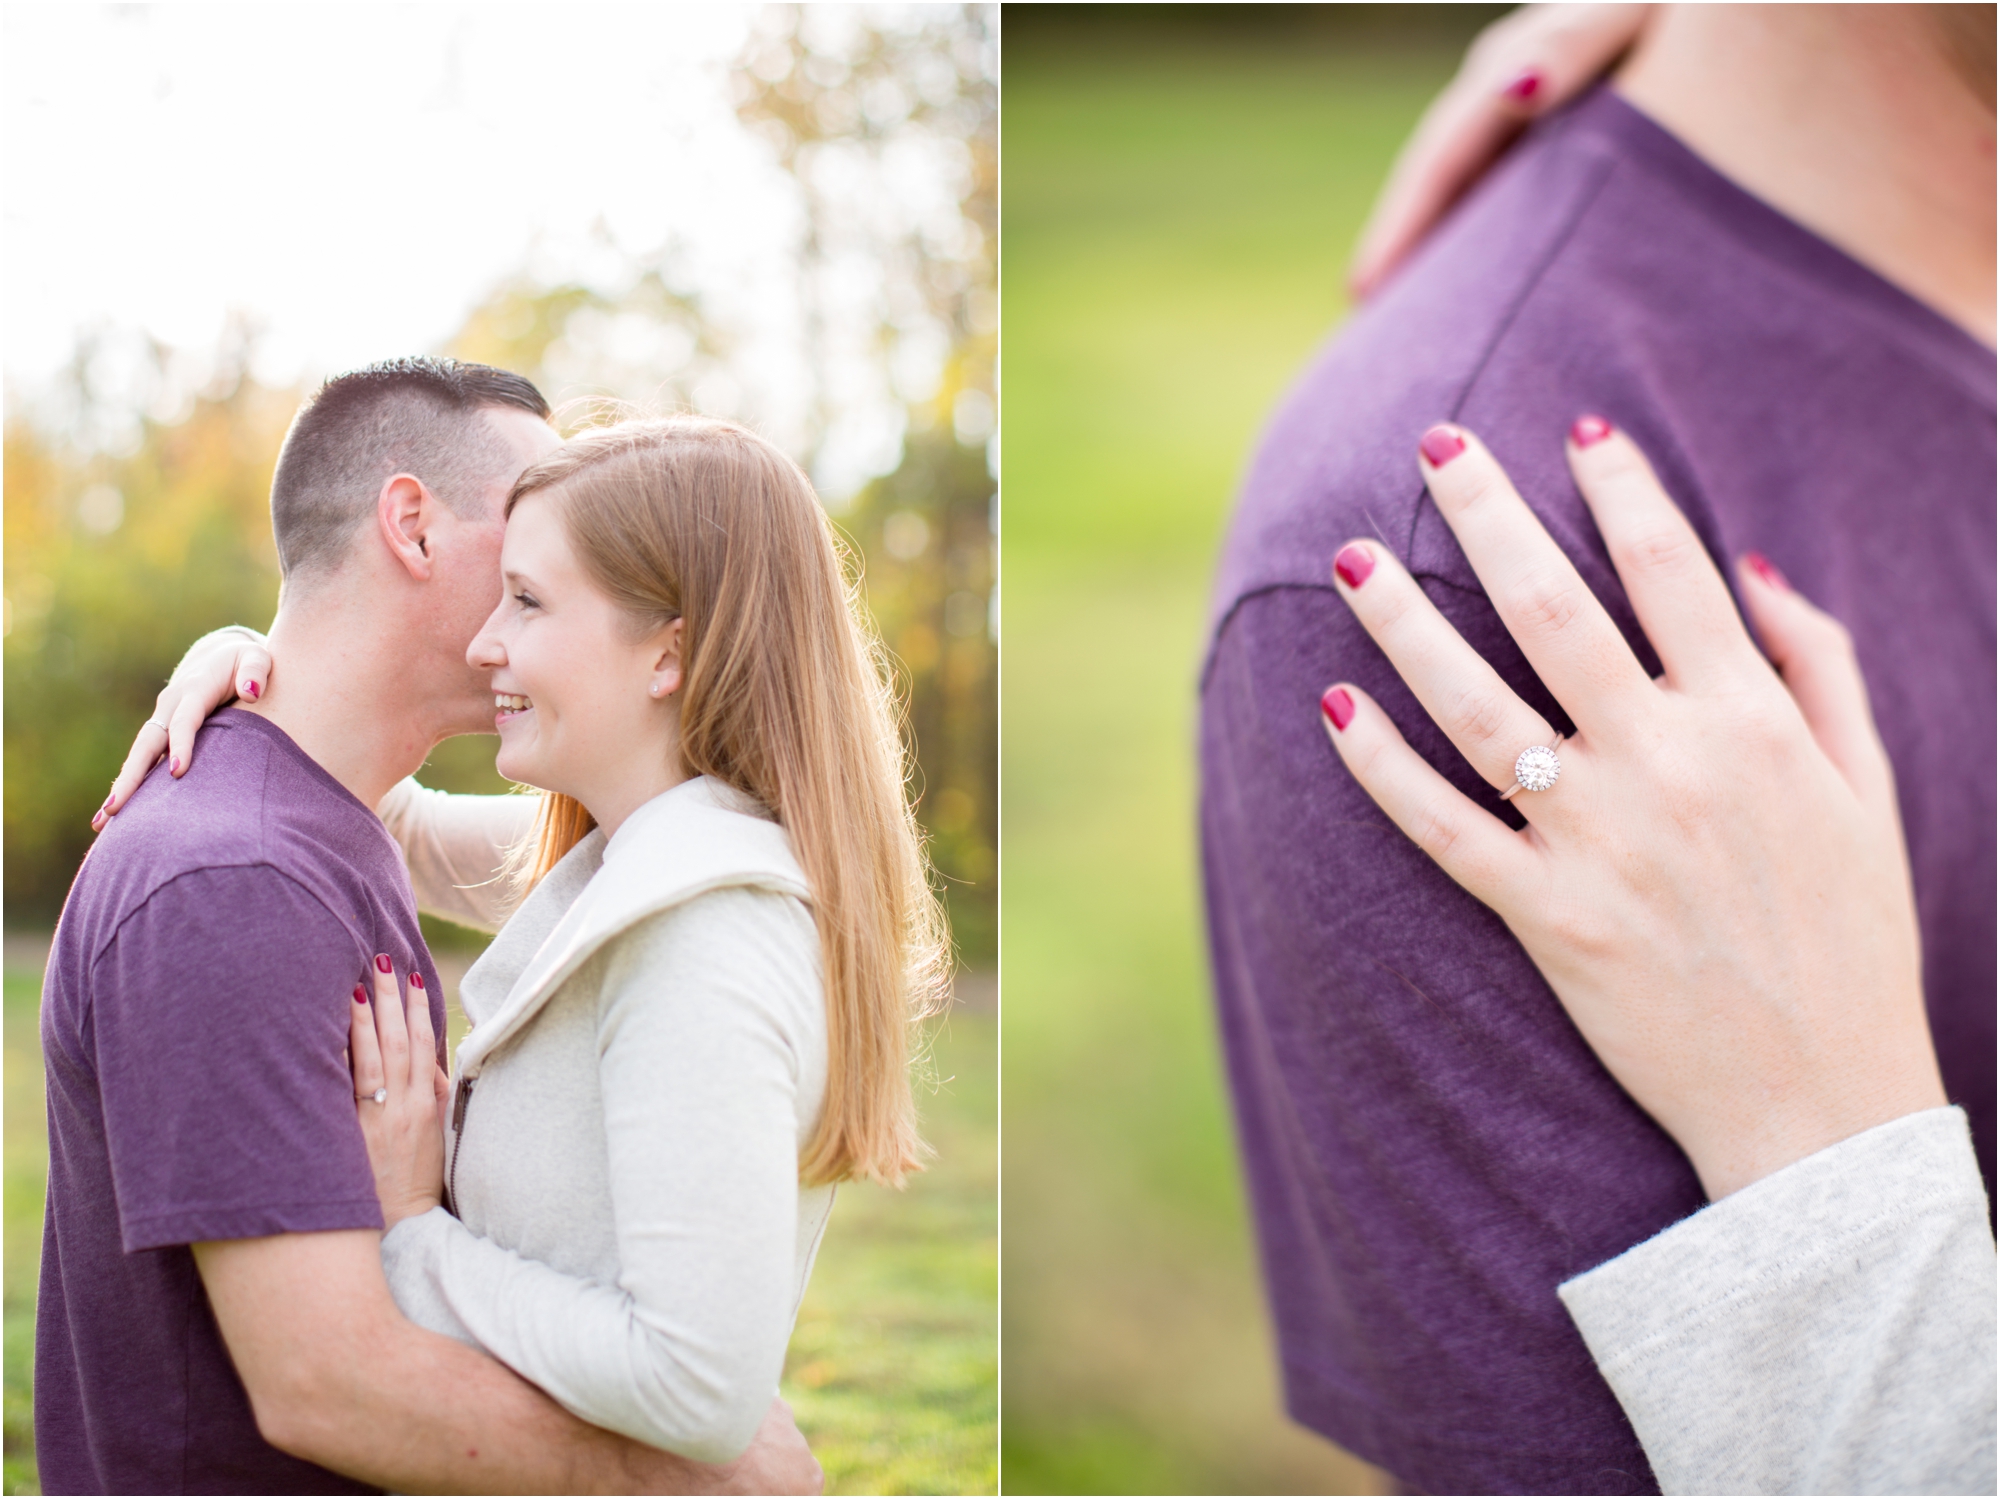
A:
<box><xmin>1616</xmin><ymin>3</ymin><xmax>1996</xmax><ymax>342</ymax></box>
<box><xmin>349</xmin><ymin>488</ymin><xmax>698</xmax><ymax>1230</ymax></box>
<box><xmin>1347</xmin><ymin>3</ymin><xmax>1651</xmax><ymax>299</ymax></box>
<box><xmin>93</xmin><ymin>405</ymin><xmax>819</xmax><ymax>1494</ymax></box>
<box><xmin>472</xmin><ymin>487</ymin><xmax>689</xmax><ymax>841</ymax></box>
<box><xmin>1350</xmin><ymin>4</ymin><xmax>1997</xmax><ymax>332</ymax></box>
<box><xmin>349</xmin><ymin>961</ymin><xmax>451</xmax><ymax>1229</ymax></box>
<box><xmin>1320</xmin><ymin>419</ymin><xmax>1948</xmax><ymax>1200</ymax></box>
<box><xmin>235</xmin><ymin>405</ymin><xmax>564</xmax><ymax>809</ymax></box>
<box><xmin>195</xmin><ymin>1230</ymin><xmax>813</xmax><ymax>1494</ymax></box>
<box><xmin>95</xmin><ymin>405</ymin><xmax>558</xmax><ymax>820</ymax></box>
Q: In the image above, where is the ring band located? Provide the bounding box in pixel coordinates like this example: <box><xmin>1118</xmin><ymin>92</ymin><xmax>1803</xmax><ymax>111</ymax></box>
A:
<box><xmin>144</xmin><ymin>718</ymin><xmax>169</xmax><ymax>735</ymax></box>
<box><xmin>358</xmin><ymin>1088</ymin><xmax>387</xmax><ymax>1105</ymax></box>
<box><xmin>1500</xmin><ymin>733</ymin><xmax>1565</xmax><ymax>801</ymax></box>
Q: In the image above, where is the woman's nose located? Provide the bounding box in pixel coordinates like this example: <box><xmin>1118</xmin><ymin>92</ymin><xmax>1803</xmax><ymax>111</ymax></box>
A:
<box><xmin>467</xmin><ymin>600</ymin><xmax>508</xmax><ymax>670</ymax></box>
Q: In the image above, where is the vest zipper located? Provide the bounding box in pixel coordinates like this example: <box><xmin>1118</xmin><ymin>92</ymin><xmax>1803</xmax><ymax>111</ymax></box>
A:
<box><xmin>446</xmin><ymin>1074</ymin><xmax>475</xmax><ymax>1216</ymax></box>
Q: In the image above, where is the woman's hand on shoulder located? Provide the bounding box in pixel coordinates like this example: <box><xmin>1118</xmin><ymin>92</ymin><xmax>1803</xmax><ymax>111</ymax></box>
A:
<box><xmin>93</xmin><ymin>626</ymin><xmax>273</xmax><ymax>830</ymax></box>
<box><xmin>1317</xmin><ymin>418</ymin><xmax>1946</xmax><ymax>1200</ymax></box>
<box><xmin>1348</xmin><ymin>3</ymin><xmax>1649</xmax><ymax>299</ymax></box>
<box><xmin>349</xmin><ymin>959</ymin><xmax>449</xmax><ymax>1229</ymax></box>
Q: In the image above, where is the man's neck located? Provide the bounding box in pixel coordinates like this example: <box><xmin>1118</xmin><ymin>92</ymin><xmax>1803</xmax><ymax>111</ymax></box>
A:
<box><xmin>239</xmin><ymin>601</ymin><xmax>448</xmax><ymax>812</ymax></box>
<box><xmin>1618</xmin><ymin>4</ymin><xmax>1997</xmax><ymax>345</ymax></box>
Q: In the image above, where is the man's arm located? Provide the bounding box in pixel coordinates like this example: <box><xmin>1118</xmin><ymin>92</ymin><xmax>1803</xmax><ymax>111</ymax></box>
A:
<box><xmin>195</xmin><ymin>1230</ymin><xmax>822</xmax><ymax>1496</ymax></box>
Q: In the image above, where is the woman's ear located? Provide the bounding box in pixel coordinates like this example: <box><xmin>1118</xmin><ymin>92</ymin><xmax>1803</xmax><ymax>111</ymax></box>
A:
<box><xmin>647</xmin><ymin>617</ymin><xmax>686</xmax><ymax>699</ymax></box>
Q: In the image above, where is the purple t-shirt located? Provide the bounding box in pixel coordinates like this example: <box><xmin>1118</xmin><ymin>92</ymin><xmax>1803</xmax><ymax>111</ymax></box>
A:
<box><xmin>36</xmin><ymin>709</ymin><xmax>446</xmax><ymax>1495</ymax></box>
<box><xmin>1201</xmin><ymin>89</ymin><xmax>1994</xmax><ymax>1494</ymax></box>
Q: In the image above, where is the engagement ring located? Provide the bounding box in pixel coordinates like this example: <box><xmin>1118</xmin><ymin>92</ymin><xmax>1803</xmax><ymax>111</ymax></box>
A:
<box><xmin>360</xmin><ymin>1088</ymin><xmax>387</xmax><ymax>1105</ymax></box>
<box><xmin>1501</xmin><ymin>734</ymin><xmax>1564</xmax><ymax>801</ymax></box>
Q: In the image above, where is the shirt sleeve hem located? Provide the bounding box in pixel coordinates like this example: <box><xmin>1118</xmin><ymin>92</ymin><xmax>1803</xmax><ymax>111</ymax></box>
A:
<box><xmin>122</xmin><ymin>1195</ymin><xmax>386</xmax><ymax>1253</ymax></box>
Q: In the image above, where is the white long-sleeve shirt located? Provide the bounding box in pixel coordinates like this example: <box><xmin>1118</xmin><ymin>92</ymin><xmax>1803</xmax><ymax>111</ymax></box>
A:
<box><xmin>1560</xmin><ymin>1107</ymin><xmax>1996</xmax><ymax>1495</ymax></box>
<box><xmin>373</xmin><ymin>777</ymin><xmax>834</xmax><ymax>1463</ymax></box>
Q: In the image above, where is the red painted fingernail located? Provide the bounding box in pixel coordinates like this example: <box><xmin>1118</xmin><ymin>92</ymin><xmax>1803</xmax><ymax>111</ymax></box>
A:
<box><xmin>1502</xmin><ymin>68</ymin><xmax>1544</xmax><ymax>104</ymax></box>
<box><xmin>1321</xmin><ymin>686</ymin><xmax>1356</xmax><ymax>732</ymax></box>
<box><xmin>375</xmin><ymin>954</ymin><xmax>393</xmax><ymax>973</ymax></box>
<box><xmin>242</xmin><ymin>679</ymin><xmax>260</xmax><ymax>701</ymax></box>
<box><xmin>101</xmin><ymin>793</ymin><xmax>115</xmax><ymax>810</ymax></box>
<box><xmin>410</xmin><ymin>972</ymin><xmax>424</xmax><ymax>989</ymax></box>
<box><xmin>91</xmin><ymin>812</ymin><xmax>106</xmax><ymax>831</ymax></box>
<box><xmin>354</xmin><ymin>984</ymin><xmax>368</xmax><ymax>1004</ymax></box>
<box><xmin>1745</xmin><ymin>552</ymin><xmax>1789</xmax><ymax>592</ymax></box>
<box><xmin>169</xmin><ymin>757</ymin><xmax>181</xmax><ymax>776</ymax></box>
<box><xmin>1570</xmin><ymin>414</ymin><xmax>1614</xmax><ymax>448</ymax></box>
<box><xmin>1419</xmin><ymin>425</ymin><xmax>1466</xmax><ymax>468</ymax></box>
<box><xmin>1333</xmin><ymin>543</ymin><xmax>1375</xmax><ymax>590</ymax></box>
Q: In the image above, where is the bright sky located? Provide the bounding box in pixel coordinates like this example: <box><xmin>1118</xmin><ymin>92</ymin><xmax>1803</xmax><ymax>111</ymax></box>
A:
<box><xmin>2</xmin><ymin>3</ymin><xmax>860</xmax><ymax>467</ymax></box>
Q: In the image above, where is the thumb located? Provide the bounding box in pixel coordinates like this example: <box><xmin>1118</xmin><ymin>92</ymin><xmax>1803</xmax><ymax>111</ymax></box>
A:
<box><xmin>1737</xmin><ymin>553</ymin><xmax>1897</xmax><ymax>813</ymax></box>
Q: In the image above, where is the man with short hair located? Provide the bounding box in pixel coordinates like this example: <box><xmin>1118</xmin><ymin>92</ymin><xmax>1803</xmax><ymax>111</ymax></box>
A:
<box><xmin>37</xmin><ymin>356</ymin><xmax>817</xmax><ymax>1494</ymax></box>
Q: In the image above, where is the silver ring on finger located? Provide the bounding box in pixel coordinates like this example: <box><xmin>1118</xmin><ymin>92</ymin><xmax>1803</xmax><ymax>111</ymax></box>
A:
<box><xmin>145</xmin><ymin>718</ymin><xmax>169</xmax><ymax>735</ymax></box>
<box><xmin>358</xmin><ymin>1088</ymin><xmax>387</xmax><ymax>1105</ymax></box>
<box><xmin>1500</xmin><ymin>733</ymin><xmax>1564</xmax><ymax>801</ymax></box>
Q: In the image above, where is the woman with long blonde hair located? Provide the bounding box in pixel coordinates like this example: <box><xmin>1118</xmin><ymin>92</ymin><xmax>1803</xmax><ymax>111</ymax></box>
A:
<box><xmin>124</xmin><ymin>413</ymin><xmax>949</xmax><ymax>1467</ymax></box>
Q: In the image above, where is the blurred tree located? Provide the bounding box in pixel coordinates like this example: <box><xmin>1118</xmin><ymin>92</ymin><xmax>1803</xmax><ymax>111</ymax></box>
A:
<box><xmin>733</xmin><ymin>2</ymin><xmax>998</xmax><ymax>964</ymax></box>
<box><xmin>4</xmin><ymin>5</ymin><xmax>998</xmax><ymax>967</ymax></box>
<box><xmin>4</xmin><ymin>336</ymin><xmax>295</xmax><ymax>922</ymax></box>
<box><xmin>844</xmin><ymin>414</ymin><xmax>997</xmax><ymax>960</ymax></box>
<box><xmin>731</xmin><ymin>3</ymin><xmax>997</xmax><ymax>474</ymax></box>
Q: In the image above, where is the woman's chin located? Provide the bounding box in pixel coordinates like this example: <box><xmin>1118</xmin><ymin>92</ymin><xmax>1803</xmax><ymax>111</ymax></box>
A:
<box><xmin>492</xmin><ymin>746</ymin><xmax>532</xmax><ymax>787</ymax></box>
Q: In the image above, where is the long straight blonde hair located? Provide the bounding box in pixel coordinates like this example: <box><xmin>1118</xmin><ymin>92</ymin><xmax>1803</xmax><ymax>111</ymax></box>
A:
<box><xmin>508</xmin><ymin>416</ymin><xmax>950</xmax><ymax>1186</ymax></box>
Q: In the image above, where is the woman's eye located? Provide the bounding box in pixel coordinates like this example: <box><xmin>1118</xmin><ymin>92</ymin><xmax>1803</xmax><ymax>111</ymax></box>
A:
<box><xmin>515</xmin><ymin>592</ymin><xmax>540</xmax><ymax>611</ymax></box>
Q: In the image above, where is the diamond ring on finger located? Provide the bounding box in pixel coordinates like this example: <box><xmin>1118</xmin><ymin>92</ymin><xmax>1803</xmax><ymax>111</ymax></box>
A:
<box><xmin>1500</xmin><ymin>733</ymin><xmax>1564</xmax><ymax>801</ymax></box>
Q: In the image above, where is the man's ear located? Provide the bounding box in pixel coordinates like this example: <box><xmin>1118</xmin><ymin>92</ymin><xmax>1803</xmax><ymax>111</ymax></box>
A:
<box><xmin>377</xmin><ymin>474</ymin><xmax>437</xmax><ymax>582</ymax></box>
<box><xmin>648</xmin><ymin>617</ymin><xmax>686</xmax><ymax>699</ymax></box>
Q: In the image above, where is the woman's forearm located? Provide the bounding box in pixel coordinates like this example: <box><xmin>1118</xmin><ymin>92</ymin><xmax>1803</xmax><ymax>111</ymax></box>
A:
<box><xmin>380</xmin><ymin>1208</ymin><xmax>783</xmax><ymax>1463</ymax></box>
<box><xmin>378</xmin><ymin>890</ymin><xmax>821</xmax><ymax>1461</ymax></box>
<box><xmin>376</xmin><ymin>780</ymin><xmax>541</xmax><ymax>933</ymax></box>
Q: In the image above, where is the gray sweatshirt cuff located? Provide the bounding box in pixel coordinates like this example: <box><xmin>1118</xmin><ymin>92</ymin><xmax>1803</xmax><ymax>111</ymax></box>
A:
<box><xmin>1559</xmin><ymin>1106</ymin><xmax>1996</xmax><ymax>1495</ymax></box>
<box><xmin>380</xmin><ymin>1207</ymin><xmax>481</xmax><ymax>1349</ymax></box>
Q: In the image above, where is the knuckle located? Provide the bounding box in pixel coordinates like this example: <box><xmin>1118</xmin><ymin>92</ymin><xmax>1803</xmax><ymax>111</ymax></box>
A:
<box><xmin>1363</xmin><ymin>575</ymin><xmax>1418</xmax><ymax>639</ymax></box>
<box><xmin>1707</xmin><ymin>680</ymin><xmax>1796</xmax><ymax>757</ymax></box>
<box><xmin>1542</xmin><ymin>895</ymin><xmax>1613</xmax><ymax>958</ymax></box>
<box><xmin>1506</xmin><ymin>571</ymin><xmax>1588</xmax><ymax>638</ymax></box>
<box><xmin>1349</xmin><ymin>727</ymin><xmax>1409</xmax><ymax>793</ymax></box>
<box><xmin>1590</xmin><ymin>444</ymin><xmax>1653</xmax><ymax>488</ymax></box>
<box><xmin>1613</xmin><ymin>523</ymin><xmax>1702</xmax><ymax>579</ymax></box>
<box><xmin>1442</xmin><ymin>683</ymin><xmax>1514</xmax><ymax>760</ymax></box>
<box><xmin>1408</xmin><ymin>793</ymin><xmax>1463</xmax><ymax>865</ymax></box>
<box><xmin>1454</xmin><ymin>468</ymin><xmax>1513</xmax><ymax>516</ymax></box>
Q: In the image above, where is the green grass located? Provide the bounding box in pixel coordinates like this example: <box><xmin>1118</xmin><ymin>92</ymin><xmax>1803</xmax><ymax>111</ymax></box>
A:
<box><xmin>784</xmin><ymin>1009</ymin><xmax>997</xmax><ymax>1494</ymax></box>
<box><xmin>1</xmin><ymin>936</ymin><xmax>994</xmax><ymax>1495</ymax></box>
<box><xmin>5</xmin><ymin>950</ymin><xmax>45</xmax><ymax>1498</ymax></box>
<box><xmin>999</xmin><ymin>36</ymin><xmax>1473</xmax><ymax>1495</ymax></box>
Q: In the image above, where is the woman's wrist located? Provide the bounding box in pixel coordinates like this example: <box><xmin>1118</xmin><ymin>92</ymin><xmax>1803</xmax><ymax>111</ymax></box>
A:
<box><xmin>193</xmin><ymin>624</ymin><xmax>268</xmax><ymax>651</ymax></box>
<box><xmin>1687</xmin><ymin>1057</ymin><xmax>1949</xmax><ymax>1201</ymax></box>
<box><xmin>382</xmin><ymin>1194</ymin><xmax>442</xmax><ymax>1231</ymax></box>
